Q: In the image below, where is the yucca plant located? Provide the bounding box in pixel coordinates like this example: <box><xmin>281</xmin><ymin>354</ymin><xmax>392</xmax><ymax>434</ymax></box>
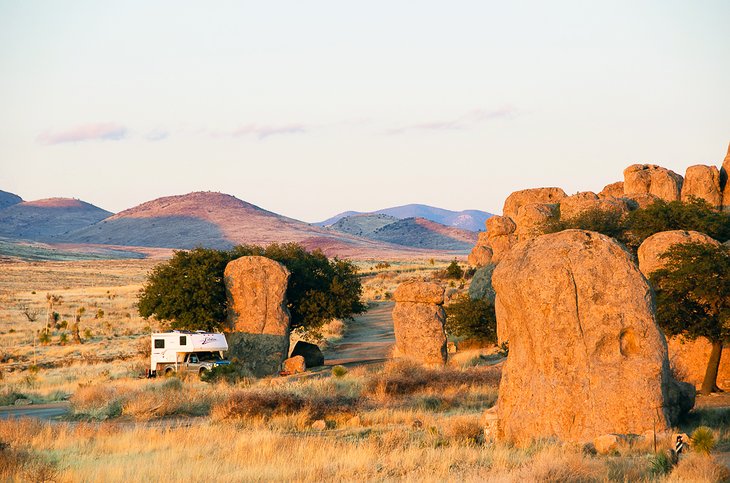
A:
<box><xmin>691</xmin><ymin>426</ymin><xmax>716</xmax><ymax>455</ymax></box>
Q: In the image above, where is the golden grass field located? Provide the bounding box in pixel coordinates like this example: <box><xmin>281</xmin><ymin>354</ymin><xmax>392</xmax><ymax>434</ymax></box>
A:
<box><xmin>2</xmin><ymin>257</ymin><xmax>730</xmax><ymax>482</ymax></box>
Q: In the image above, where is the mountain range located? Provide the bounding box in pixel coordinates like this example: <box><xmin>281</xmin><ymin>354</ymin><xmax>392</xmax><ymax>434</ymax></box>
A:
<box><xmin>315</xmin><ymin>204</ymin><xmax>492</xmax><ymax>232</ymax></box>
<box><xmin>0</xmin><ymin>190</ymin><xmax>487</xmax><ymax>259</ymax></box>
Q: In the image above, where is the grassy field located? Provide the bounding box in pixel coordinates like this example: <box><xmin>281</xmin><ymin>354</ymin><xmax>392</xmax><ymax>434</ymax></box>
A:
<box><xmin>2</xmin><ymin>257</ymin><xmax>730</xmax><ymax>481</ymax></box>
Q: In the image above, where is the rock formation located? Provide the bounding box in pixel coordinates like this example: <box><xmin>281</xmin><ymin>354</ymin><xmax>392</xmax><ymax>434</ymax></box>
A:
<box><xmin>467</xmin><ymin>231</ymin><xmax>493</xmax><ymax>267</ymax></box>
<box><xmin>637</xmin><ymin>230</ymin><xmax>721</xmax><ymax>277</ymax></box>
<box><xmin>637</xmin><ymin>230</ymin><xmax>725</xmax><ymax>389</ymax></box>
<box><xmin>559</xmin><ymin>192</ymin><xmax>629</xmax><ymax>220</ymax></box>
<box><xmin>502</xmin><ymin>187</ymin><xmax>566</xmax><ymax>219</ymax></box>
<box><xmin>468</xmin><ymin>264</ymin><xmax>496</xmax><ymax>303</ymax></box>
<box><xmin>485</xmin><ymin>215</ymin><xmax>517</xmax><ymax>262</ymax></box>
<box><xmin>290</xmin><ymin>340</ymin><xmax>325</xmax><ymax>368</ymax></box>
<box><xmin>722</xmin><ymin>143</ymin><xmax>730</xmax><ymax>212</ymax></box>
<box><xmin>224</xmin><ymin>256</ymin><xmax>292</xmax><ymax>377</ymax></box>
<box><xmin>492</xmin><ymin>230</ymin><xmax>694</xmax><ymax>445</ymax></box>
<box><xmin>282</xmin><ymin>355</ymin><xmax>306</xmax><ymax>374</ymax></box>
<box><xmin>514</xmin><ymin>203</ymin><xmax>556</xmax><ymax>241</ymax></box>
<box><xmin>623</xmin><ymin>164</ymin><xmax>683</xmax><ymax>202</ymax></box>
<box><xmin>682</xmin><ymin>165</ymin><xmax>722</xmax><ymax>208</ymax></box>
<box><xmin>392</xmin><ymin>281</ymin><xmax>447</xmax><ymax>365</ymax></box>
<box><xmin>598</xmin><ymin>182</ymin><xmax>624</xmax><ymax>199</ymax></box>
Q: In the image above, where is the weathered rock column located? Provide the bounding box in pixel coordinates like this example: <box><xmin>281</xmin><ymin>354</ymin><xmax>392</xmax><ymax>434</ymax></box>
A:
<box><xmin>392</xmin><ymin>281</ymin><xmax>447</xmax><ymax>366</ymax></box>
<box><xmin>224</xmin><ymin>256</ymin><xmax>291</xmax><ymax>377</ymax></box>
<box><xmin>492</xmin><ymin>229</ymin><xmax>694</xmax><ymax>446</ymax></box>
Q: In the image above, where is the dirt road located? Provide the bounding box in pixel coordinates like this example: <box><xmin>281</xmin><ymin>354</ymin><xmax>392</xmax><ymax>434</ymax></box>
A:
<box><xmin>0</xmin><ymin>402</ymin><xmax>69</xmax><ymax>421</ymax></box>
<box><xmin>324</xmin><ymin>302</ymin><xmax>395</xmax><ymax>366</ymax></box>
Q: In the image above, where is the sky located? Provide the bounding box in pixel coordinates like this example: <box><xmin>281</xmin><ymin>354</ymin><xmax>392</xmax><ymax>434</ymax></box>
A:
<box><xmin>1</xmin><ymin>1</ymin><xmax>729</xmax><ymax>223</ymax></box>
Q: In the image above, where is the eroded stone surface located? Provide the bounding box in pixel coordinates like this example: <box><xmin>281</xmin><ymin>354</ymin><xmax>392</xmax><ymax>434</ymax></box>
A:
<box><xmin>492</xmin><ymin>230</ymin><xmax>693</xmax><ymax>445</ymax></box>
<box><xmin>623</xmin><ymin>164</ymin><xmax>683</xmax><ymax>202</ymax></box>
<box><xmin>392</xmin><ymin>281</ymin><xmax>447</xmax><ymax>365</ymax></box>
<box><xmin>682</xmin><ymin>165</ymin><xmax>722</xmax><ymax>208</ymax></box>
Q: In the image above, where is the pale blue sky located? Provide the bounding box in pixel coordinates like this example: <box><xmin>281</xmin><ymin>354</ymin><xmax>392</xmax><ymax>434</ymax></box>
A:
<box><xmin>1</xmin><ymin>1</ymin><xmax>728</xmax><ymax>222</ymax></box>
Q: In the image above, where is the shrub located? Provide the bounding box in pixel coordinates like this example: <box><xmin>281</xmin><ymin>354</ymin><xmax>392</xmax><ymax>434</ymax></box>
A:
<box><xmin>444</xmin><ymin>294</ymin><xmax>497</xmax><ymax>343</ymax></box>
<box><xmin>649</xmin><ymin>451</ymin><xmax>673</xmax><ymax>476</ymax></box>
<box><xmin>445</xmin><ymin>260</ymin><xmax>463</xmax><ymax>279</ymax></box>
<box><xmin>690</xmin><ymin>426</ymin><xmax>716</xmax><ymax>454</ymax></box>
<box><xmin>332</xmin><ymin>365</ymin><xmax>348</xmax><ymax>378</ymax></box>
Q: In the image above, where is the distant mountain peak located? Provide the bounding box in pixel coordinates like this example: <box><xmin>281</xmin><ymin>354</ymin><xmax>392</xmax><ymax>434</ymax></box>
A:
<box><xmin>315</xmin><ymin>204</ymin><xmax>493</xmax><ymax>232</ymax></box>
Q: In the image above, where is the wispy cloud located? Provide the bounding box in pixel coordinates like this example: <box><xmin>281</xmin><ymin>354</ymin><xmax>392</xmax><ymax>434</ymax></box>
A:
<box><xmin>230</xmin><ymin>123</ymin><xmax>308</xmax><ymax>140</ymax></box>
<box><xmin>37</xmin><ymin>122</ymin><xmax>128</xmax><ymax>145</ymax></box>
<box><xmin>386</xmin><ymin>106</ymin><xmax>519</xmax><ymax>135</ymax></box>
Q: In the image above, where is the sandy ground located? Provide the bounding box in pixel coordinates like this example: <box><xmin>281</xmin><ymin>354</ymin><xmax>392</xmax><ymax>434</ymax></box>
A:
<box><xmin>323</xmin><ymin>302</ymin><xmax>395</xmax><ymax>366</ymax></box>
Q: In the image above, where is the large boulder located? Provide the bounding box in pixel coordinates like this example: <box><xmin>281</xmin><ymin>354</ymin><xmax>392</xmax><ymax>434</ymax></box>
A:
<box><xmin>492</xmin><ymin>229</ymin><xmax>693</xmax><ymax>445</ymax></box>
<box><xmin>467</xmin><ymin>231</ymin><xmax>493</xmax><ymax>267</ymax></box>
<box><xmin>682</xmin><ymin>165</ymin><xmax>722</xmax><ymax>208</ymax></box>
<box><xmin>623</xmin><ymin>164</ymin><xmax>683</xmax><ymax>202</ymax></box>
<box><xmin>514</xmin><ymin>203</ymin><xmax>556</xmax><ymax>241</ymax></box>
<box><xmin>503</xmin><ymin>187</ymin><xmax>566</xmax><ymax>219</ymax></box>
<box><xmin>722</xmin><ymin>143</ymin><xmax>730</xmax><ymax>212</ymax></box>
<box><xmin>468</xmin><ymin>264</ymin><xmax>496</xmax><ymax>303</ymax></box>
<box><xmin>559</xmin><ymin>192</ymin><xmax>630</xmax><ymax>220</ymax></box>
<box><xmin>637</xmin><ymin>231</ymin><xmax>724</xmax><ymax>390</ymax></box>
<box><xmin>637</xmin><ymin>230</ymin><xmax>721</xmax><ymax>277</ymax></box>
<box><xmin>290</xmin><ymin>340</ymin><xmax>325</xmax><ymax>368</ymax></box>
<box><xmin>392</xmin><ymin>281</ymin><xmax>447</xmax><ymax>365</ymax></box>
<box><xmin>668</xmin><ymin>337</ymin><xmax>730</xmax><ymax>390</ymax></box>
<box><xmin>599</xmin><ymin>182</ymin><xmax>624</xmax><ymax>199</ymax></box>
<box><xmin>224</xmin><ymin>256</ymin><xmax>292</xmax><ymax>377</ymax></box>
<box><xmin>485</xmin><ymin>215</ymin><xmax>517</xmax><ymax>262</ymax></box>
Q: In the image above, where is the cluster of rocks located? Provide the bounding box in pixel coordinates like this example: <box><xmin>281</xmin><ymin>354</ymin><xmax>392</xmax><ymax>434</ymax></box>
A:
<box><xmin>468</xmin><ymin>143</ymin><xmax>730</xmax><ymax>268</ymax></box>
<box><xmin>224</xmin><ymin>256</ymin><xmax>324</xmax><ymax>377</ymax></box>
<box><xmin>471</xmin><ymin>144</ymin><xmax>730</xmax><ymax>446</ymax></box>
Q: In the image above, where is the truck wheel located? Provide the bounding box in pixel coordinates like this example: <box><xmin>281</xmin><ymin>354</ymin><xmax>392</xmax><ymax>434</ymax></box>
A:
<box><xmin>199</xmin><ymin>368</ymin><xmax>209</xmax><ymax>379</ymax></box>
<box><xmin>164</xmin><ymin>367</ymin><xmax>175</xmax><ymax>377</ymax></box>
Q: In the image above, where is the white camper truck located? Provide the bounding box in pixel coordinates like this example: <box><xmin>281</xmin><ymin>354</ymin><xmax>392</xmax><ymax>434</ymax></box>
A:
<box><xmin>149</xmin><ymin>331</ymin><xmax>230</xmax><ymax>378</ymax></box>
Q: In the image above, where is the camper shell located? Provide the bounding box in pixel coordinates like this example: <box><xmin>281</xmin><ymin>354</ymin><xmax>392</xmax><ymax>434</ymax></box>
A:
<box><xmin>149</xmin><ymin>331</ymin><xmax>230</xmax><ymax>377</ymax></box>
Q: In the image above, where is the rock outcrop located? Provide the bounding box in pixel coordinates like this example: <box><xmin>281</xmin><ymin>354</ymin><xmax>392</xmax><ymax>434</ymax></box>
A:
<box><xmin>467</xmin><ymin>231</ymin><xmax>493</xmax><ymax>267</ymax></box>
<box><xmin>224</xmin><ymin>256</ymin><xmax>292</xmax><ymax>377</ymax></box>
<box><xmin>637</xmin><ymin>230</ymin><xmax>725</xmax><ymax>389</ymax></box>
<box><xmin>599</xmin><ymin>182</ymin><xmax>624</xmax><ymax>199</ymax></box>
<box><xmin>637</xmin><ymin>230</ymin><xmax>721</xmax><ymax>277</ymax></box>
<box><xmin>502</xmin><ymin>187</ymin><xmax>566</xmax><ymax>219</ymax></box>
<box><xmin>392</xmin><ymin>281</ymin><xmax>447</xmax><ymax>365</ymax></box>
<box><xmin>559</xmin><ymin>192</ymin><xmax>630</xmax><ymax>220</ymax></box>
<box><xmin>485</xmin><ymin>215</ymin><xmax>517</xmax><ymax>262</ymax></box>
<box><xmin>682</xmin><ymin>165</ymin><xmax>722</xmax><ymax>208</ymax></box>
<box><xmin>722</xmin><ymin>143</ymin><xmax>730</xmax><ymax>212</ymax></box>
<box><xmin>468</xmin><ymin>264</ymin><xmax>496</xmax><ymax>303</ymax></box>
<box><xmin>492</xmin><ymin>230</ymin><xmax>694</xmax><ymax>445</ymax></box>
<box><xmin>514</xmin><ymin>203</ymin><xmax>556</xmax><ymax>241</ymax></box>
<box><xmin>623</xmin><ymin>164</ymin><xmax>683</xmax><ymax>202</ymax></box>
<box><xmin>282</xmin><ymin>355</ymin><xmax>306</xmax><ymax>374</ymax></box>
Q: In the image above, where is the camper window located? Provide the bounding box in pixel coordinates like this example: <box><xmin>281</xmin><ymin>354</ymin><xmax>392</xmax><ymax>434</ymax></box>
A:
<box><xmin>154</xmin><ymin>339</ymin><xmax>164</xmax><ymax>349</ymax></box>
<box><xmin>180</xmin><ymin>336</ymin><xmax>187</xmax><ymax>345</ymax></box>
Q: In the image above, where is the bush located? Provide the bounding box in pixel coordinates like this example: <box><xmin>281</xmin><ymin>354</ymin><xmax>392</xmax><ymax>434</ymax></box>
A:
<box><xmin>444</xmin><ymin>260</ymin><xmax>463</xmax><ymax>279</ymax></box>
<box><xmin>649</xmin><ymin>451</ymin><xmax>673</xmax><ymax>476</ymax></box>
<box><xmin>444</xmin><ymin>294</ymin><xmax>497</xmax><ymax>343</ymax></box>
<box><xmin>690</xmin><ymin>426</ymin><xmax>716</xmax><ymax>454</ymax></box>
<box><xmin>332</xmin><ymin>365</ymin><xmax>348</xmax><ymax>378</ymax></box>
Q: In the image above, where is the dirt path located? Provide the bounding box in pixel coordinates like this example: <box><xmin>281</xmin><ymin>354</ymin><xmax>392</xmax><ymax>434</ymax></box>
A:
<box><xmin>324</xmin><ymin>302</ymin><xmax>395</xmax><ymax>366</ymax></box>
<box><xmin>0</xmin><ymin>402</ymin><xmax>69</xmax><ymax>421</ymax></box>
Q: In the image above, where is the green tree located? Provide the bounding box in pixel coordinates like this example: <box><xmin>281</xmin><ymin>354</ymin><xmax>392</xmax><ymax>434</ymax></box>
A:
<box><xmin>445</xmin><ymin>259</ymin><xmax>464</xmax><ymax>279</ymax></box>
<box><xmin>649</xmin><ymin>242</ymin><xmax>730</xmax><ymax>395</ymax></box>
<box><xmin>625</xmin><ymin>197</ymin><xmax>730</xmax><ymax>251</ymax></box>
<box><xmin>444</xmin><ymin>294</ymin><xmax>497</xmax><ymax>343</ymax></box>
<box><xmin>543</xmin><ymin>207</ymin><xmax>628</xmax><ymax>243</ymax></box>
<box><xmin>138</xmin><ymin>243</ymin><xmax>366</xmax><ymax>334</ymax></box>
<box><xmin>138</xmin><ymin>248</ymin><xmax>231</xmax><ymax>331</ymax></box>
